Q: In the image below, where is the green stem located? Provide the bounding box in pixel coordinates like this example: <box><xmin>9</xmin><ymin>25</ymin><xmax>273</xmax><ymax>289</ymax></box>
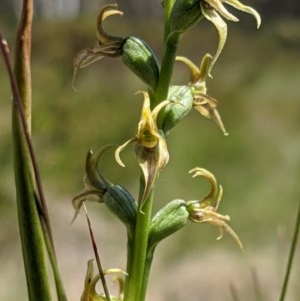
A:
<box><xmin>1</xmin><ymin>1</ymin><xmax>68</xmax><ymax>300</ymax></box>
<box><xmin>153</xmin><ymin>0</ymin><xmax>179</xmax><ymax>106</ymax></box>
<box><xmin>124</xmin><ymin>180</ymin><xmax>154</xmax><ymax>301</ymax></box>
<box><xmin>163</xmin><ymin>0</ymin><xmax>176</xmax><ymax>40</ymax></box>
<box><xmin>12</xmin><ymin>111</ymin><xmax>52</xmax><ymax>301</ymax></box>
<box><xmin>278</xmin><ymin>202</ymin><xmax>300</xmax><ymax>301</ymax></box>
<box><xmin>139</xmin><ymin>251</ymin><xmax>155</xmax><ymax>301</ymax></box>
<box><xmin>43</xmin><ymin>224</ymin><xmax>68</xmax><ymax>301</ymax></box>
<box><xmin>124</xmin><ymin>2</ymin><xmax>179</xmax><ymax>299</ymax></box>
<box><xmin>10</xmin><ymin>1</ymin><xmax>53</xmax><ymax>300</ymax></box>
<box><xmin>155</xmin><ymin>32</ymin><xmax>180</xmax><ymax>106</ymax></box>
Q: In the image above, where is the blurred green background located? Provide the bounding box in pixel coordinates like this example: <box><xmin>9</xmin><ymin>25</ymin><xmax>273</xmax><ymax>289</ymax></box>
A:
<box><xmin>0</xmin><ymin>1</ymin><xmax>300</xmax><ymax>301</ymax></box>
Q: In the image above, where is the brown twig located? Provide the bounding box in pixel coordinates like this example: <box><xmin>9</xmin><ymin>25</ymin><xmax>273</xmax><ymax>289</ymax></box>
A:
<box><xmin>83</xmin><ymin>203</ymin><xmax>111</xmax><ymax>301</ymax></box>
<box><xmin>278</xmin><ymin>202</ymin><xmax>300</xmax><ymax>301</ymax></box>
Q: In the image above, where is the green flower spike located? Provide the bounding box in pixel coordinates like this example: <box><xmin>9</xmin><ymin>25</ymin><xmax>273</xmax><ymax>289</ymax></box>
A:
<box><xmin>187</xmin><ymin>167</ymin><xmax>243</xmax><ymax>249</ymax></box>
<box><xmin>200</xmin><ymin>0</ymin><xmax>261</xmax><ymax>76</ymax></box>
<box><xmin>176</xmin><ymin>54</ymin><xmax>228</xmax><ymax>135</ymax></box>
<box><xmin>81</xmin><ymin>259</ymin><xmax>126</xmax><ymax>301</ymax></box>
<box><xmin>72</xmin><ymin>4</ymin><xmax>124</xmax><ymax>87</ymax></box>
<box><xmin>115</xmin><ymin>91</ymin><xmax>170</xmax><ymax>209</ymax></box>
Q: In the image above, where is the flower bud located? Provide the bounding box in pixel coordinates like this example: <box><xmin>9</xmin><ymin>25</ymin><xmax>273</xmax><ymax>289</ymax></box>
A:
<box><xmin>103</xmin><ymin>184</ymin><xmax>137</xmax><ymax>238</ymax></box>
<box><xmin>160</xmin><ymin>85</ymin><xmax>194</xmax><ymax>134</ymax></box>
<box><xmin>122</xmin><ymin>37</ymin><xmax>159</xmax><ymax>91</ymax></box>
<box><xmin>169</xmin><ymin>0</ymin><xmax>203</xmax><ymax>33</ymax></box>
<box><xmin>148</xmin><ymin>199</ymin><xmax>189</xmax><ymax>251</ymax></box>
<box><xmin>72</xmin><ymin>148</ymin><xmax>137</xmax><ymax>240</ymax></box>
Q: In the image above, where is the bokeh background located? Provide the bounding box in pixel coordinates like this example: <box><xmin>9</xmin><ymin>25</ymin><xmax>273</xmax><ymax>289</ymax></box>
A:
<box><xmin>1</xmin><ymin>1</ymin><xmax>300</xmax><ymax>300</ymax></box>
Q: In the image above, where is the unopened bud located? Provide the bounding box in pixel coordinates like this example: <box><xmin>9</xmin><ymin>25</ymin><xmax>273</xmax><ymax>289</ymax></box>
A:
<box><xmin>122</xmin><ymin>37</ymin><xmax>159</xmax><ymax>91</ymax></box>
<box><xmin>103</xmin><ymin>185</ymin><xmax>137</xmax><ymax>238</ymax></box>
<box><xmin>170</xmin><ymin>0</ymin><xmax>203</xmax><ymax>33</ymax></box>
<box><xmin>160</xmin><ymin>85</ymin><xmax>194</xmax><ymax>134</ymax></box>
<box><xmin>148</xmin><ymin>199</ymin><xmax>189</xmax><ymax>251</ymax></box>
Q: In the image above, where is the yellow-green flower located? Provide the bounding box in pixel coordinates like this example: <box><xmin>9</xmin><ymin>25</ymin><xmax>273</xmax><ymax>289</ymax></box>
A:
<box><xmin>72</xmin><ymin>4</ymin><xmax>124</xmax><ymax>87</ymax></box>
<box><xmin>81</xmin><ymin>260</ymin><xmax>125</xmax><ymax>301</ymax></box>
<box><xmin>187</xmin><ymin>167</ymin><xmax>243</xmax><ymax>249</ymax></box>
<box><xmin>176</xmin><ymin>54</ymin><xmax>228</xmax><ymax>135</ymax></box>
<box><xmin>115</xmin><ymin>91</ymin><xmax>170</xmax><ymax>209</ymax></box>
<box><xmin>72</xmin><ymin>4</ymin><xmax>160</xmax><ymax>90</ymax></box>
<box><xmin>72</xmin><ymin>147</ymin><xmax>137</xmax><ymax>237</ymax></box>
<box><xmin>200</xmin><ymin>0</ymin><xmax>261</xmax><ymax>75</ymax></box>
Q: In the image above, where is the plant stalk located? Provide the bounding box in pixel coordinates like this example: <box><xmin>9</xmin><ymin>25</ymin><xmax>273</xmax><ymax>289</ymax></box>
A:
<box><xmin>155</xmin><ymin>32</ymin><xmax>180</xmax><ymax>106</ymax></box>
<box><xmin>163</xmin><ymin>0</ymin><xmax>176</xmax><ymax>40</ymax></box>
<box><xmin>139</xmin><ymin>251</ymin><xmax>155</xmax><ymax>301</ymax></box>
<box><xmin>278</xmin><ymin>202</ymin><xmax>300</xmax><ymax>301</ymax></box>
<box><xmin>2</xmin><ymin>0</ymin><xmax>68</xmax><ymax>300</ymax></box>
<box><xmin>10</xmin><ymin>1</ymin><xmax>53</xmax><ymax>300</ymax></box>
<box><xmin>123</xmin><ymin>11</ymin><xmax>181</xmax><ymax>298</ymax></box>
<box><xmin>123</xmin><ymin>177</ymin><xmax>154</xmax><ymax>301</ymax></box>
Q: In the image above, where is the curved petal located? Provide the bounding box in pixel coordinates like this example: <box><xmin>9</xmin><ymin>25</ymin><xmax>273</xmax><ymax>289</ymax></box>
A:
<box><xmin>115</xmin><ymin>138</ymin><xmax>136</xmax><ymax>167</ymax></box>
<box><xmin>198</xmin><ymin>53</ymin><xmax>213</xmax><ymax>84</ymax></box>
<box><xmin>151</xmin><ymin>99</ymin><xmax>173</xmax><ymax>122</ymax></box>
<box><xmin>176</xmin><ymin>56</ymin><xmax>201</xmax><ymax>84</ymax></box>
<box><xmin>200</xmin><ymin>2</ymin><xmax>228</xmax><ymax>77</ymax></box>
<box><xmin>193</xmin><ymin>93</ymin><xmax>228</xmax><ymax>135</ymax></box>
<box><xmin>72</xmin><ymin>47</ymin><xmax>104</xmax><ymax>89</ymax></box>
<box><xmin>205</xmin><ymin>0</ymin><xmax>239</xmax><ymax>22</ymax></box>
<box><xmin>96</xmin><ymin>4</ymin><xmax>124</xmax><ymax>44</ymax></box>
<box><xmin>71</xmin><ymin>189</ymin><xmax>103</xmax><ymax>223</ymax></box>
<box><xmin>73</xmin><ymin>47</ymin><xmax>104</xmax><ymax>69</ymax></box>
<box><xmin>188</xmin><ymin>167</ymin><xmax>218</xmax><ymax>207</ymax></box>
<box><xmin>86</xmin><ymin>146</ymin><xmax>114</xmax><ymax>188</ymax></box>
<box><xmin>136</xmin><ymin>135</ymin><xmax>169</xmax><ymax>209</ymax></box>
<box><xmin>225</xmin><ymin>0</ymin><xmax>261</xmax><ymax>28</ymax></box>
<box><xmin>176</xmin><ymin>54</ymin><xmax>212</xmax><ymax>91</ymax></box>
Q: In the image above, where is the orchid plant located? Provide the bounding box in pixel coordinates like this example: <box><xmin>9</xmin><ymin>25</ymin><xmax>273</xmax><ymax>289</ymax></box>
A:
<box><xmin>72</xmin><ymin>1</ymin><xmax>261</xmax><ymax>301</ymax></box>
<box><xmin>1</xmin><ymin>0</ymin><xmax>265</xmax><ymax>301</ymax></box>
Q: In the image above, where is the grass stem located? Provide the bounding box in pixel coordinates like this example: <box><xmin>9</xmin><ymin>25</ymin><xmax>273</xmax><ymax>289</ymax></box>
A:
<box><xmin>278</xmin><ymin>202</ymin><xmax>300</xmax><ymax>301</ymax></box>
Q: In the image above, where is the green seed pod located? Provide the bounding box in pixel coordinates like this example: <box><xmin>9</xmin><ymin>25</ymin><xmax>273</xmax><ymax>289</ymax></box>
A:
<box><xmin>103</xmin><ymin>185</ymin><xmax>137</xmax><ymax>238</ymax></box>
<box><xmin>148</xmin><ymin>199</ymin><xmax>189</xmax><ymax>251</ymax></box>
<box><xmin>170</xmin><ymin>0</ymin><xmax>203</xmax><ymax>33</ymax></box>
<box><xmin>122</xmin><ymin>37</ymin><xmax>160</xmax><ymax>91</ymax></box>
<box><xmin>160</xmin><ymin>85</ymin><xmax>194</xmax><ymax>134</ymax></box>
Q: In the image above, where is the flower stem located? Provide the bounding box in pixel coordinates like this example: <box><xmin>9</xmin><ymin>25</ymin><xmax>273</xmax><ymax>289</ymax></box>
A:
<box><xmin>163</xmin><ymin>0</ymin><xmax>176</xmax><ymax>40</ymax></box>
<box><xmin>139</xmin><ymin>251</ymin><xmax>155</xmax><ymax>301</ymax></box>
<box><xmin>124</xmin><ymin>3</ymin><xmax>180</xmax><ymax>299</ymax></box>
<box><xmin>124</xmin><ymin>177</ymin><xmax>154</xmax><ymax>301</ymax></box>
<box><xmin>155</xmin><ymin>32</ymin><xmax>180</xmax><ymax>106</ymax></box>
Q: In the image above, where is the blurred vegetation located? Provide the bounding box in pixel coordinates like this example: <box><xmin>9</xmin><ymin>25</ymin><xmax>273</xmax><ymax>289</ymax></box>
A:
<box><xmin>1</xmin><ymin>0</ymin><xmax>299</xmax><ymax>20</ymax></box>
<box><xmin>1</xmin><ymin>10</ymin><xmax>300</xmax><ymax>301</ymax></box>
